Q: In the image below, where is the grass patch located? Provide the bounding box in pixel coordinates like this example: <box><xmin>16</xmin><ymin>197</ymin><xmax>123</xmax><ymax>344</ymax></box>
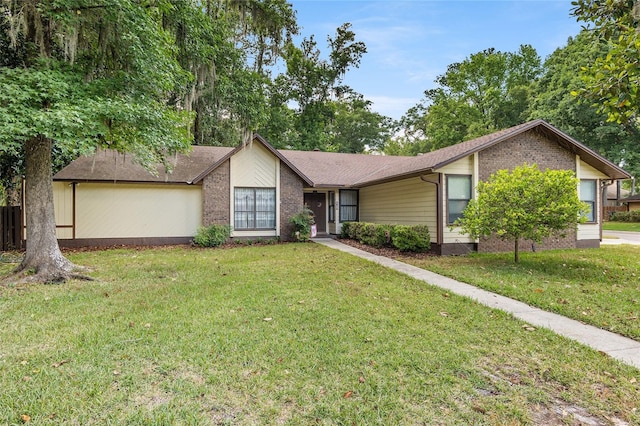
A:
<box><xmin>0</xmin><ymin>244</ymin><xmax>638</xmax><ymax>424</ymax></box>
<box><xmin>603</xmin><ymin>221</ymin><xmax>640</xmax><ymax>232</ymax></box>
<box><xmin>398</xmin><ymin>246</ymin><xmax>640</xmax><ymax>341</ymax></box>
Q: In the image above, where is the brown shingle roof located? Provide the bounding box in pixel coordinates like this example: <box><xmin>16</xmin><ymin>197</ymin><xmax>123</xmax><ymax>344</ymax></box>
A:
<box><xmin>54</xmin><ymin>146</ymin><xmax>234</xmax><ymax>184</ymax></box>
<box><xmin>345</xmin><ymin>120</ymin><xmax>631</xmax><ymax>186</ymax></box>
<box><xmin>54</xmin><ymin>120</ymin><xmax>632</xmax><ymax>186</ymax></box>
<box><xmin>278</xmin><ymin>150</ymin><xmax>409</xmax><ymax>187</ymax></box>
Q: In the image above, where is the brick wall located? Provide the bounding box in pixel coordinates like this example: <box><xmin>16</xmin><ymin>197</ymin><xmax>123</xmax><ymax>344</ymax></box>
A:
<box><xmin>280</xmin><ymin>162</ymin><xmax>304</xmax><ymax>241</ymax></box>
<box><xmin>477</xmin><ymin>129</ymin><xmax>577</xmax><ymax>253</ymax></box>
<box><xmin>202</xmin><ymin>160</ymin><xmax>230</xmax><ymax>226</ymax></box>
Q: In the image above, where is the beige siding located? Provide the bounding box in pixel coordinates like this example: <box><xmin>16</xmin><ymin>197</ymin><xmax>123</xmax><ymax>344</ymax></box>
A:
<box><xmin>53</xmin><ymin>181</ymin><xmax>74</xmax><ymax>239</ymax></box>
<box><xmin>359</xmin><ymin>177</ymin><xmax>437</xmax><ymax>232</ymax></box>
<box><xmin>230</xmin><ymin>142</ymin><xmax>277</xmax><ymax>187</ymax></box>
<box><xmin>436</xmin><ymin>156</ymin><xmax>475</xmax><ymax>244</ymax></box>
<box><xmin>577</xmin><ymin>158</ymin><xmax>605</xmax><ymax>241</ymax></box>
<box><xmin>578</xmin><ymin>159</ymin><xmax>608</xmax><ymax>179</ymax></box>
<box><xmin>229</xmin><ymin>142</ymin><xmax>280</xmax><ymax>237</ymax></box>
<box><xmin>434</xmin><ymin>156</ymin><xmax>474</xmax><ymax>175</ymax></box>
<box><xmin>75</xmin><ymin>183</ymin><xmax>202</xmax><ymax>238</ymax></box>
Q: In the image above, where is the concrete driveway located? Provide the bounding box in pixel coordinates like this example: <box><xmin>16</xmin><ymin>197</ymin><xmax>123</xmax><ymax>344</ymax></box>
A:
<box><xmin>602</xmin><ymin>230</ymin><xmax>640</xmax><ymax>245</ymax></box>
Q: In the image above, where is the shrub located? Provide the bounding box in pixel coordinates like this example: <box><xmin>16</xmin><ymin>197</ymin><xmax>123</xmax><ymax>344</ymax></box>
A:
<box><xmin>342</xmin><ymin>222</ymin><xmax>429</xmax><ymax>252</ymax></box>
<box><xmin>610</xmin><ymin>211</ymin><xmax>640</xmax><ymax>222</ymax></box>
<box><xmin>391</xmin><ymin>225</ymin><xmax>431</xmax><ymax>252</ymax></box>
<box><xmin>359</xmin><ymin>223</ymin><xmax>393</xmax><ymax>248</ymax></box>
<box><xmin>289</xmin><ymin>208</ymin><xmax>315</xmax><ymax>241</ymax></box>
<box><xmin>193</xmin><ymin>224</ymin><xmax>232</xmax><ymax>247</ymax></box>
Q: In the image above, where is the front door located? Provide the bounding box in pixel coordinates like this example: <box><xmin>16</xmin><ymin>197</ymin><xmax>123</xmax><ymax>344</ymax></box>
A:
<box><xmin>303</xmin><ymin>192</ymin><xmax>326</xmax><ymax>233</ymax></box>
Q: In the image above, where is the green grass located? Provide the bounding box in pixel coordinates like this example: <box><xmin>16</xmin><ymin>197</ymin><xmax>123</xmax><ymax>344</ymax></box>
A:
<box><xmin>398</xmin><ymin>245</ymin><xmax>640</xmax><ymax>340</ymax></box>
<box><xmin>1</xmin><ymin>244</ymin><xmax>639</xmax><ymax>425</ymax></box>
<box><xmin>603</xmin><ymin>221</ymin><xmax>640</xmax><ymax>232</ymax></box>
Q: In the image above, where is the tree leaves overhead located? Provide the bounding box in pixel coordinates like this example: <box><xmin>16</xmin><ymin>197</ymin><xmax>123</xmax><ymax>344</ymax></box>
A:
<box><xmin>571</xmin><ymin>0</ymin><xmax>640</xmax><ymax>124</ymax></box>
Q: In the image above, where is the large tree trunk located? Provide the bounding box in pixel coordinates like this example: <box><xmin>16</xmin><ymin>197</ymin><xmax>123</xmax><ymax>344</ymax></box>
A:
<box><xmin>15</xmin><ymin>136</ymin><xmax>75</xmax><ymax>283</ymax></box>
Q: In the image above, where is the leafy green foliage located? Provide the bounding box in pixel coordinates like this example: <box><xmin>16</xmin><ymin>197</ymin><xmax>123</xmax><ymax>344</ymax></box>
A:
<box><xmin>528</xmin><ymin>30</ymin><xmax>640</xmax><ymax>182</ymax></box>
<box><xmin>341</xmin><ymin>222</ymin><xmax>430</xmax><ymax>252</ymax></box>
<box><xmin>390</xmin><ymin>225</ymin><xmax>431</xmax><ymax>252</ymax></box>
<box><xmin>571</xmin><ymin>0</ymin><xmax>640</xmax><ymax>124</ymax></box>
<box><xmin>289</xmin><ymin>208</ymin><xmax>315</xmax><ymax>241</ymax></box>
<box><xmin>455</xmin><ymin>164</ymin><xmax>587</xmax><ymax>262</ymax></box>
<box><xmin>394</xmin><ymin>45</ymin><xmax>541</xmax><ymax>153</ymax></box>
<box><xmin>193</xmin><ymin>224</ymin><xmax>232</xmax><ymax>247</ymax></box>
<box><xmin>261</xmin><ymin>23</ymin><xmax>391</xmax><ymax>153</ymax></box>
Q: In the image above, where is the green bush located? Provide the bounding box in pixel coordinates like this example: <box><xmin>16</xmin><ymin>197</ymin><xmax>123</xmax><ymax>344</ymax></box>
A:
<box><xmin>391</xmin><ymin>225</ymin><xmax>431</xmax><ymax>252</ymax></box>
<box><xmin>193</xmin><ymin>224</ymin><xmax>232</xmax><ymax>247</ymax></box>
<box><xmin>359</xmin><ymin>223</ymin><xmax>393</xmax><ymax>248</ymax></box>
<box><xmin>342</xmin><ymin>222</ymin><xmax>430</xmax><ymax>252</ymax></box>
<box><xmin>610</xmin><ymin>211</ymin><xmax>640</xmax><ymax>222</ymax></box>
<box><xmin>289</xmin><ymin>208</ymin><xmax>315</xmax><ymax>241</ymax></box>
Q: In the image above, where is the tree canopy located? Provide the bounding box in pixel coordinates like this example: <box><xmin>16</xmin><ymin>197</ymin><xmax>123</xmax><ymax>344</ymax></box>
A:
<box><xmin>571</xmin><ymin>0</ymin><xmax>640</xmax><ymax>125</ymax></box>
<box><xmin>391</xmin><ymin>45</ymin><xmax>542</xmax><ymax>154</ymax></box>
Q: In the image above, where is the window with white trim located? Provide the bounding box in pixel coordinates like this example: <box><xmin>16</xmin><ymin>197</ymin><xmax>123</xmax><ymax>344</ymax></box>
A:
<box><xmin>234</xmin><ymin>188</ymin><xmax>276</xmax><ymax>230</ymax></box>
<box><xmin>447</xmin><ymin>175</ymin><xmax>472</xmax><ymax>224</ymax></box>
<box><xmin>580</xmin><ymin>179</ymin><xmax>597</xmax><ymax>223</ymax></box>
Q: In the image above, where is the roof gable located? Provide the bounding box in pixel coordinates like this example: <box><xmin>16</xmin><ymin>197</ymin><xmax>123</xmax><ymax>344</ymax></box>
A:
<box><xmin>192</xmin><ymin>134</ymin><xmax>313</xmax><ymax>186</ymax></box>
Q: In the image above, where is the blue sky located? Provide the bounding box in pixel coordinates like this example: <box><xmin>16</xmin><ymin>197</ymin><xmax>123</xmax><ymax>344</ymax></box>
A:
<box><xmin>288</xmin><ymin>0</ymin><xmax>584</xmax><ymax>120</ymax></box>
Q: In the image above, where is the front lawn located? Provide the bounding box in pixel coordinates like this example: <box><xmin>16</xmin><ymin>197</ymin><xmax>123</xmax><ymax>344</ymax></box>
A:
<box><xmin>603</xmin><ymin>221</ymin><xmax>640</xmax><ymax>232</ymax></box>
<box><xmin>0</xmin><ymin>244</ymin><xmax>638</xmax><ymax>424</ymax></box>
<box><xmin>398</xmin><ymin>245</ymin><xmax>640</xmax><ymax>340</ymax></box>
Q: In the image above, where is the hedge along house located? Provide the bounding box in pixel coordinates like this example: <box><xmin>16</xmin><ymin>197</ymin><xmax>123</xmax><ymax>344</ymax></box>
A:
<box><xmin>52</xmin><ymin>120</ymin><xmax>631</xmax><ymax>254</ymax></box>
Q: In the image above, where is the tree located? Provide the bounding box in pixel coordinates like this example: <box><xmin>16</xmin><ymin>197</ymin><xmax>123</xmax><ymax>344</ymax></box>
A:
<box><xmin>455</xmin><ymin>164</ymin><xmax>587</xmax><ymax>263</ymax></box>
<box><xmin>263</xmin><ymin>23</ymin><xmax>368</xmax><ymax>150</ymax></box>
<box><xmin>327</xmin><ymin>94</ymin><xmax>392</xmax><ymax>153</ymax></box>
<box><xmin>571</xmin><ymin>0</ymin><xmax>640</xmax><ymax>124</ymax></box>
<box><xmin>529</xmin><ymin>31</ymin><xmax>640</xmax><ymax>182</ymax></box>
<box><xmin>0</xmin><ymin>1</ymin><xmax>207</xmax><ymax>283</ymax></box>
<box><xmin>399</xmin><ymin>45</ymin><xmax>542</xmax><ymax>152</ymax></box>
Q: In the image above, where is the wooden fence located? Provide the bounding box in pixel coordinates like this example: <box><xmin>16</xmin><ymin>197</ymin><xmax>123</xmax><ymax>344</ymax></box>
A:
<box><xmin>604</xmin><ymin>205</ymin><xmax>628</xmax><ymax>221</ymax></box>
<box><xmin>1</xmin><ymin>206</ymin><xmax>23</xmax><ymax>251</ymax></box>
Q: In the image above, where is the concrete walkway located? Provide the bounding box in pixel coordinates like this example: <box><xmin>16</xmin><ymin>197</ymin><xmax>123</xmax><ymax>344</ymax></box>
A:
<box><xmin>314</xmin><ymin>238</ymin><xmax>640</xmax><ymax>370</ymax></box>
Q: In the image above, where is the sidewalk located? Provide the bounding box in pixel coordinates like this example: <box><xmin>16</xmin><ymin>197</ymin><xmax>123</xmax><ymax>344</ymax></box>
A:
<box><xmin>314</xmin><ymin>238</ymin><xmax>640</xmax><ymax>370</ymax></box>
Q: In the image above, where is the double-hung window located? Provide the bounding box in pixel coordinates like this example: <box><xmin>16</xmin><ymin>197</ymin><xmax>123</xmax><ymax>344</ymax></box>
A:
<box><xmin>339</xmin><ymin>189</ymin><xmax>358</xmax><ymax>222</ymax></box>
<box><xmin>447</xmin><ymin>175</ymin><xmax>472</xmax><ymax>225</ymax></box>
<box><xmin>234</xmin><ymin>188</ymin><xmax>276</xmax><ymax>230</ymax></box>
<box><xmin>580</xmin><ymin>180</ymin><xmax>597</xmax><ymax>223</ymax></box>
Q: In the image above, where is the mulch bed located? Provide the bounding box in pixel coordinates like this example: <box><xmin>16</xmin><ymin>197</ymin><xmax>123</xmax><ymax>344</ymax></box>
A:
<box><xmin>336</xmin><ymin>238</ymin><xmax>436</xmax><ymax>260</ymax></box>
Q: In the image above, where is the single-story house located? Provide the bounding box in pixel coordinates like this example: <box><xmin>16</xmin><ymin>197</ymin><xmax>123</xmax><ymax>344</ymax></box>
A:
<box><xmin>52</xmin><ymin>119</ymin><xmax>631</xmax><ymax>254</ymax></box>
<box><xmin>619</xmin><ymin>194</ymin><xmax>640</xmax><ymax>211</ymax></box>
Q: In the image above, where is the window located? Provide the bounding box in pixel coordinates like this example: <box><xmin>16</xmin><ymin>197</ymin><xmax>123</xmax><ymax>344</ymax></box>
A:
<box><xmin>328</xmin><ymin>191</ymin><xmax>335</xmax><ymax>222</ymax></box>
<box><xmin>234</xmin><ymin>188</ymin><xmax>276</xmax><ymax>230</ymax></box>
<box><xmin>339</xmin><ymin>189</ymin><xmax>358</xmax><ymax>222</ymax></box>
<box><xmin>447</xmin><ymin>175</ymin><xmax>472</xmax><ymax>224</ymax></box>
<box><xmin>580</xmin><ymin>180</ymin><xmax>597</xmax><ymax>223</ymax></box>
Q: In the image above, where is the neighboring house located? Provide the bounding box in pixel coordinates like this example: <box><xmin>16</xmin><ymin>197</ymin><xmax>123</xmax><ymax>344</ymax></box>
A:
<box><xmin>619</xmin><ymin>194</ymin><xmax>640</xmax><ymax>212</ymax></box>
<box><xmin>605</xmin><ymin>183</ymin><xmax>630</xmax><ymax>207</ymax></box>
<box><xmin>52</xmin><ymin>119</ymin><xmax>631</xmax><ymax>254</ymax></box>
